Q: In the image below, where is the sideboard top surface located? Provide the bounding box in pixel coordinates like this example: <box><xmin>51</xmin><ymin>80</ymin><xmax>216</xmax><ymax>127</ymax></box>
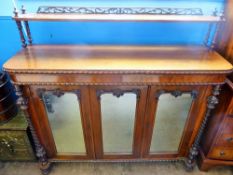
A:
<box><xmin>4</xmin><ymin>45</ymin><xmax>233</xmax><ymax>74</ymax></box>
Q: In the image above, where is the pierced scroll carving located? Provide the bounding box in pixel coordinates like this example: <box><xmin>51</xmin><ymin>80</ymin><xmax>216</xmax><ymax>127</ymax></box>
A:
<box><xmin>37</xmin><ymin>6</ymin><xmax>203</xmax><ymax>16</ymax></box>
<box><xmin>171</xmin><ymin>90</ymin><xmax>183</xmax><ymax>98</ymax></box>
<box><xmin>14</xmin><ymin>85</ymin><xmax>51</xmax><ymax>175</ymax></box>
<box><xmin>185</xmin><ymin>85</ymin><xmax>221</xmax><ymax>171</ymax></box>
<box><xmin>155</xmin><ymin>90</ymin><xmax>198</xmax><ymax>99</ymax></box>
<box><xmin>37</xmin><ymin>88</ymin><xmax>81</xmax><ymax>114</ymax></box>
<box><xmin>37</xmin><ymin>88</ymin><xmax>80</xmax><ymax>100</ymax></box>
<box><xmin>97</xmin><ymin>89</ymin><xmax>140</xmax><ymax>100</ymax></box>
<box><xmin>37</xmin><ymin>88</ymin><xmax>65</xmax><ymax>99</ymax></box>
<box><xmin>51</xmin><ymin>89</ymin><xmax>65</xmax><ymax>98</ymax></box>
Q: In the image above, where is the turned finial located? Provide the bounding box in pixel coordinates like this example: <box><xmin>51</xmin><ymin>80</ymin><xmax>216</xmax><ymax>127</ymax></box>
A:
<box><xmin>213</xmin><ymin>8</ymin><xmax>218</xmax><ymax>16</ymax></box>
<box><xmin>21</xmin><ymin>5</ymin><xmax>26</xmax><ymax>14</ymax></box>
<box><xmin>13</xmin><ymin>8</ymin><xmax>18</xmax><ymax>17</ymax></box>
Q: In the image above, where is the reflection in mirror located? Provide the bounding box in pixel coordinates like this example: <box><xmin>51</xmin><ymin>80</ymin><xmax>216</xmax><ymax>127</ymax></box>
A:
<box><xmin>101</xmin><ymin>93</ymin><xmax>136</xmax><ymax>154</ymax></box>
<box><xmin>150</xmin><ymin>92</ymin><xmax>193</xmax><ymax>153</ymax></box>
<box><xmin>43</xmin><ymin>91</ymin><xmax>86</xmax><ymax>155</ymax></box>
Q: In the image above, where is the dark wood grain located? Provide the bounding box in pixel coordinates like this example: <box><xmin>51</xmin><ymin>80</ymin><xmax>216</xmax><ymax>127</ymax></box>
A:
<box><xmin>3</xmin><ymin>45</ymin><xmax>232</xmax><ymax>74</ymax></box>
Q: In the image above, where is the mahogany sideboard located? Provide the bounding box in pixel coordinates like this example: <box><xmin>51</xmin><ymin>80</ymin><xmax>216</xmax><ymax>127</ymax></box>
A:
<box><xmin>3</xmin><ymin>45</ymin><xmax>233</xmax><ymax>174</ymax></box>
<box><xmin>3</xmin><ymin>5</ymin><xmax>233</xmax><ymax>175</ymax></box>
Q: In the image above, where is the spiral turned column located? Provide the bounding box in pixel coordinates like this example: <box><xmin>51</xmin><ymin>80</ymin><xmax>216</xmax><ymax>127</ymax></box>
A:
<box><xmin>14</xmin><ymin>8</ymin><xmax>27</xmax><ymax>48</ymax></box>
<box><xmin>15</xmin><ymin>85</ymin><xmax>51</xmax><ymax>175</ymax></box>
<box><xmin>185</xmin><ymin>85</ymin><xmax>221</xmax><ymax>170</ymax></box>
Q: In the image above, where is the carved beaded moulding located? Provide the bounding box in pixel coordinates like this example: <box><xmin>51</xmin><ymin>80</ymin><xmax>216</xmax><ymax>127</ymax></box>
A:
<box><xmin>37</xmin><ymin>6</ymin><xmax>203</xmax><ymax>16</ymax></box>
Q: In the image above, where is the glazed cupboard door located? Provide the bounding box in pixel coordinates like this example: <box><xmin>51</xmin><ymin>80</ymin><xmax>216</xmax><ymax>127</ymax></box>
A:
<box><xmin>142</xmin><ymin>86</ymin><xmax>210</xmax><ymax>159</ymax></box>
<box><xmin>29</xmin><ymin>86</ymin><xmax>95</xmax><ymax>160</ymax></box>
<box><xmin>89</xmin><ymin>86</ymin><xmax>148</xmax><ymax>159</ymax></box>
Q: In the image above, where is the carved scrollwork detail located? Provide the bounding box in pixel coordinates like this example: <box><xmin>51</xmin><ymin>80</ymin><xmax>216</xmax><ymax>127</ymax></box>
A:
<box><xmin>37</xmin><ymin>6</ymin><xmax>203</xmax><ymax>16</ymax></box>
<box><xmin>97</xmin><ymin>89</ymin><xmax>140</xmax><ymax>100</ymax></box>
<box><xmin>37</xmin><ymin>88</ymin><xmax>81</xmax><ymax>114</ymax></box>
<box><xmin>38</xmin><ymin>88</ymin><xmax>65</xmax><ymax>98</ymax></box>
<box><xmin>171</xmin><ymin>90</ymin><xmax>183</xmax><ymax>98</ymax></box>
<box><xmin>37</xmin><ymin>88</ymin><xmax>80</xmax><ymax>99</ymax></box>
<box><xmin>52</xmin><ymin>89</ymin><xmax>65</xmax><ymax>98</ymax></box>
<box><xmin>155</xmin><ymin>90</ymin><xmax>198</xmax><ymax>99</ymax></box>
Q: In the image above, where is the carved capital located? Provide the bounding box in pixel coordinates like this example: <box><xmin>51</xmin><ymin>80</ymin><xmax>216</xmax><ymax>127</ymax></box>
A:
<box><xmin>207</xmin><ymin>96</ymin><xmax>219</xmax><ymax>109</ymax></box>
<box><xmin>16</xmin><ymin>97</ymin><xmax>28</xmax><ymax>110</ymax></box>
<box><xmin>14</xmin><ymin>85</ymin><xmax>28</xmax><ymax>110</ymax></box>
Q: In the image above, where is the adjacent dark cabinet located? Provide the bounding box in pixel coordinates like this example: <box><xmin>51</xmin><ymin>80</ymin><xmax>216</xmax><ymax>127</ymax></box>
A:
<box><xmin>199</xmin><ymin>79</ymin><xmax>233</xmax><ymax>170</ymax></box>
<box><xmin>0</xmin><ymin>111</ymin><xmax>35</xmax><ymax>161</ymax></box>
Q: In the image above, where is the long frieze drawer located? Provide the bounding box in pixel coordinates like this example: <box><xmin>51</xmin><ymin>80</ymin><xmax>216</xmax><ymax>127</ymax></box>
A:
<box><xmin>0</xmin><ymin>131</ymin><xmax>35</xmax><ymax>160</ymax></box>
<box><xmin>10</xmin><ymin>73</ymin><xmax>226</xmax><ymax>85</ymax></box>
<box><xmin>209</xmin><ymin>147</ymin><xmax>233</xmax><ymax>161</ymax></box>
<box><xmin>215</xmin><ymin>133</ymin><xmax>233</xmax><ymax>147</ymax></box>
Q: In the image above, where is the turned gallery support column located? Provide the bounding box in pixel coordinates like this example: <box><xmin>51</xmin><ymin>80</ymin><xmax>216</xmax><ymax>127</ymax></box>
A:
<box><xmin>15</xmin><ymin>85</ymin><xmax>51</xmax><ymax>175</ymax></box>
<box><xmin>185</xmin><ymin>85</ymin><xmax>221</xmax><ymax>170</ymax></box>
<box><xmin>21</xmin><ymin>6</ymin><xmax>33</xmax><ymax>45</ymax></box>
<box><xmin>13</xmin><ymin>8</ymin><xmax>27</xmax><ymax>48</ymax></box>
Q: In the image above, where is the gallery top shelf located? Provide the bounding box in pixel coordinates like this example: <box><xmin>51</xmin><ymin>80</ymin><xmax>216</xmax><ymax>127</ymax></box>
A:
<box><xmin>13</xmin><ymin>14</ymin><xmax>222</xmax><ymax>22</ymax></box>
<box><xmin>13</xmin><ymin>6</ymin><xmax>224</xmax><ymax>22</ymax></box>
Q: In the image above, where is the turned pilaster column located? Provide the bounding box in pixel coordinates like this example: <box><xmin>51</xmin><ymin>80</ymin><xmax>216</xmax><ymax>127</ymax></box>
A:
<box><xmin>15</xmin><ymin>85</ymin><xmax>51</xmax><ymax>175</ymax></box>
<box><xmin>185</xmin><ymin>85</ymin><xmax>221</xmax><ymax>170</ymax></box>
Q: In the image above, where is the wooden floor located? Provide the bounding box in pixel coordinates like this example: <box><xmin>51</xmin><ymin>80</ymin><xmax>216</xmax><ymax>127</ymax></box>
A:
<box><xmin>0</xmin><ymin>162</ymin><xmax>232</xmax><ymax>175</ymax></box>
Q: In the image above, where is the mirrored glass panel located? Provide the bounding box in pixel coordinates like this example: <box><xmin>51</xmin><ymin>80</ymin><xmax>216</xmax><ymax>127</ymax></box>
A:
<box><xmin>150</xmin><ymin>92</ymin><xmax>193</xmax><ymax>153</ymax></box>
<box><xmin>43</xmin><ymin>91</ymin><xmax>86</xmax><ymax>155</ymax></box>
<box><xmin>101</xmin><ymin>93</ymin><xmax>136</xmax><ymax>154</ymax></box>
